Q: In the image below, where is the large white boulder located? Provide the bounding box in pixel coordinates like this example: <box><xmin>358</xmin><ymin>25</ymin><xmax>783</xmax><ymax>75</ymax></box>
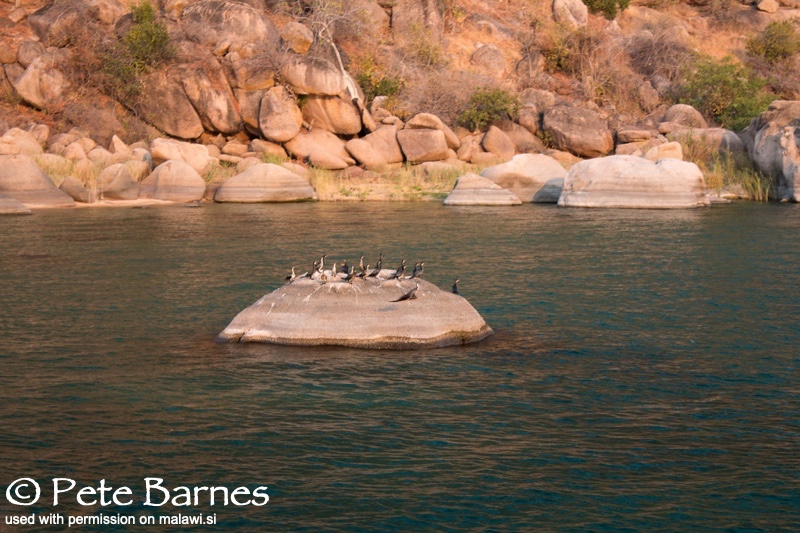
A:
<box><xmin>214</xmin><ymin>163</ymin><xmax>317</xmax><ymax>203</ymax></box>
<box><xmin>217</xmin><ymin>277</ymin><xmax>492</xmax><ymax>349</ymax></box>
<box><xmin>139</xmin><ymin>160</ymin><xmax>206</xmax><ymax>202</ymax></box>
<box><xmin>558</xmin><ymin>155</ymin><xmax>710</xmax><ymax>208</ymax></box>
<box><xmin>0</xmin><ymin>154</ymin><xmax>75</xmax><ymax>207</ymax></box>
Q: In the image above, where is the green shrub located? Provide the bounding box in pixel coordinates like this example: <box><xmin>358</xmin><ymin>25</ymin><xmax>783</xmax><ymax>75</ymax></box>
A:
<box><xmin>354</xmin><ymin>56</ymin><xmax>403</xmax><ymax>104</ymax></box>
<box><xmin>96</xmin><ymin>2</ymin><xmax>171</xmax><ymax>101</ymax></box>
<box><xmin>124</xmin><ymin>2</ymin><xmax>171</xmax><ymax>69</ymax></box>
<box><xmin>584</xmin><ymin>0</ymin><xmax>630</xmax><ymax>19</ymax></box>
<box><xmin>677</xmin><ymin>57</ymin><xmax>772</xmax><ymax>131</ymax></box>
<box><xmin>746</xmin><ymin>21</ymin><xmax>800</xmax><ymax>64</ymax></box>
<box><xmin>457</xmin><ymin>87</ymin><xmax>520</xmax><ymax>131</ymax></box>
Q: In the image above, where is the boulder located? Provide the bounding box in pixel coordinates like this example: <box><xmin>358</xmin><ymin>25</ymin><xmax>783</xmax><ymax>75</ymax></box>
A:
<box><xmin>308</xmin><ymin>151</ymin><xmax>349</xmax><ymax>170</ymax></box>
<box><xmin>0</xmin><ymin>197</ymin><xmax>32</xmax><ymax>215</ymax></box>
<box><xmin>397</xmin><ymin>129</ymin><xmax>449</xmax><ymax>163</ymax></box>
<box><xmin>138</xmin><ymin>71</ymin><xmax>204</xmax><ymax>139</ymax></box>
<box><xmin>481</xmin><ymin>154</ymin><xmax>567</xmax><ymax>203</ymax></box>
<box><xmin>284</xmin><ymin>128</ymin><xmax>354</xmax><ymax>164</ymax></box>
<box><xmin>17</xmin><ymin>40</ymin><xmax>45</xmax><ymax>69</ymax></box>
<box><xmin>362</xmin><ymin>125</ymin><xmax>405</xmax><ymax>164</ymax></box>
<box><xmin>644</xmin><ymin>141</ymin><xmax>683</xmax><ymax>161</ymax></box>
<box><xmin>1</xmin><ymin>128</ymin><xmax>43</xmax><ymax>156</ymax></box>
<box><xmin>216</xmin><ymin>277</ymin><xmax>492</xmax><ymax>349</ymax></box>
<box><xmin>757</xmin><ymin>0</ymin><xmax>779</xmax><ymax>13</ymax></box>
<box><xmin>392</xmin><ymin>0</ymin><xmax>443</xmax><ymax>44</ymax></box>
<box><xmin>443</xmin><ymin>173</ymin><xmax>522</xmax><ymax>206</ymax></box>
<box><xmin>250</xmin><ymin>139</ymin><xmax>287</xmax><ymax>159</ymax></box>
<box><xmin>235</xmin><ymin>88</ymin><xmax>264</xmax><ymax>134</ymax></box>
<box><xmin>59</xmin><ymin>176</ymin><xmax>98</xmax><ymax>203</ymax></box>
<box><xmin>29</xmin><ymin>0</ymin><xmax>123</xmax><ymax>44</ymax></box>
<box><xmin>406</xmin><ymin>113</ymin><xmax>460</xmax><ymax>149</ymax></box>
<box><xmin>226</xmin><ymin>56</ymin><xmax>275</xmax><ymax>90</ymax></box>
<box><xmin>552</xmin><ymin>0</ymin><xmax>588</xmax><ymax>28</ymax></box>
<box><xmin>302</xmin><ymin>95</ymin><xmax>362</xmax><ymax>135</ymax></box>
<box><xmin>493</xmin><ymin>119</ymin><xmax>544</xmax><ymax>153</ymax></box>
<box><xmin>617</xmin><ymin>126</ymin><xmax>657</xmax><ymax>143</ymax></box>
<box><xmin>558</xmin><ymin>155</ymin><xmax>710</xmax><ymax>208</ymax></box>
<box><xmin>139</xmin><ymin>160</ymin><xmax>206</xmax><ymax>202</ymax></box>
<box><xmin>0</xmin><ymin>154</ymin><xmax>75</xmax><ymax>207</ymax></box>
<box><xmin>741</xmin><ymin>101</ymin><xmax>800</xmax><ymax>186</ymax></box>
<box><xmin>258</xmin><ymin>85</ymin><xmax>303</xmax><ymax>143</ymax></box>
<box><xmin>543</xmin><ymin>106</ymin><xmax>613</xmax><ymax>158</ymax></box>
<box><xmin>470</xmin><ymin>44</ymin><xmax>506</xmax><ymax>78</ymax></box>
<box><xmin>181</xmin><ymin>0</ymin><xmax>279</xmax><ymax>50</ymax></box>
<box><xmin>345</xmin><ymin>138</ymin><xmax>388</xmax><ymax>171</ymax></box>
<box><xmin>97</xmin><ymin>163</ymin><xmax>140</xmax><ymax>200</ymax></box>
<box><xmin>180</xmin><ymin>56</ymin><xmax>243</xmax><ymax>134</ymax></box>
<box><xmin>281</xmin><ymin>56</ymin><xmax>347</xmax><ymax>96</ymax></box>
<box><xmin>663</xmin><ymin>103</ymin><xmax>707</xmax><ymax>129</ymax></box>
<box><xmin>280</xmin><ymin>22</ymin><xmax>313</xmax><ymax>54</ymax></box>
<box><xmin>12</xmin><ymin>55</ymin><xmax>67</xmax><ymax>110</ymax></box>
<box><xmin>214</xmin><ymin>163</ymin><xmax>317</xmax><ymax>202</ymax></box>
<box><xmin>150</xmin><ymin>138</ymin><xmax>212</xmax><ymax>173</ymax></box>
<box><xmin>778</xmin><ymin>126</ymin><xmax>800</xmax><ymax>201</ymax></box>
<box><xmin>481</xmin><ymin>126</ymin><xmax>515</xmax><ymax>161</ymax></box>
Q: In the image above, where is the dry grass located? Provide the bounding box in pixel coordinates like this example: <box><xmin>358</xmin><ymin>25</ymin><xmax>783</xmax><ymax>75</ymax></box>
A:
<box><xmin>201</xmin><ymin>162</ymin><xmax>239</xmax><ymax>184</ymax></box>
<box><xmin>309</xmin><ymin>163</ymin><xmax>467</xmax><ymax>201</ymax></box>
<box><xmin>34</xmin><ymin>155</ymin><xmax>104</xmax><ymax>187</ymax></box>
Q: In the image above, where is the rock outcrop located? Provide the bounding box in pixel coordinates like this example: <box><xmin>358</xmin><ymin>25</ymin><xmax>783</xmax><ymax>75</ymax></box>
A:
<box><xmin>214</xmin><ymin>163</ymin><xmax>317</xmax><ymax>202</ymax></box>
<box><xmin>443</xmin><ymin>174</ymin><xmax>522</xmax><ymax>206</ymax></box>
<box><xmin>0</xmin><ymin>154</ymin><xmax>75</xmax><ymax>207</ymax></box>
<box><xmin>217</xmin><ymin>276</ymin><xmax>493</xmax><ymax>349</ymax></box>
<box><xmin>481</xmin><ymin>154</ymin><xmax>567</xmax><ymax>203</ymax></box>
<box><xmin>558</xmin><ymin>155</ymin><xmax>710</xmax><ymax>208</ymax></box>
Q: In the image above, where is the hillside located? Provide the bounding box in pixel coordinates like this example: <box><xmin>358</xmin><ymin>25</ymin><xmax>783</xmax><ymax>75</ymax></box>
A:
<box><xmin>2</xmin><ymin>0</ymin><xmax>800</xmax><ymax>203</ymax></box>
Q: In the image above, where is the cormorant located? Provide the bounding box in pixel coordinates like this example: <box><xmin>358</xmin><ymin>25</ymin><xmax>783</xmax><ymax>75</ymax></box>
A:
<box><xmin>452</xmin><ymin>278</ymin><xmax>459</xmax><ymax>294</ymax></box>
<box><xmin>390</xmin><ymin>259</ymin><xmax>406</xmax><ymax>280</ymax></box>
<box><xmin>410</xmin><ymin>262</ymin><xmax>424</xmax><ymax>279</ymax></box>
<box><xmin>390</xmin><ymin>283</ymin><xmax>419</xmax><ymax>302</ymax></box>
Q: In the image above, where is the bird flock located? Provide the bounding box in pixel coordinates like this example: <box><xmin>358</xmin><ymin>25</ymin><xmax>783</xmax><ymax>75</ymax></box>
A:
<box><xmin>283</xmin><ymin>254</ymin><xmax>460</xmax><ymax>295</ymax></box>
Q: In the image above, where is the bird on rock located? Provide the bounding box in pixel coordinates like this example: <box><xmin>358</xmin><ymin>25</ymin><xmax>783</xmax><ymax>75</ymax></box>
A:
<box><xmin>390</xmin><ymin>259</ymin><xmax>406</xmax><ymax>280</ymax></box>
<box><xmin>390</xmin><ymin>283</ymin><xmax>419</xmax><ymax>302</ymax></box>
<box><xmin>411</xmin><ymin>262</ymin><xmax>424</xmax><ymax>279</ymax></box>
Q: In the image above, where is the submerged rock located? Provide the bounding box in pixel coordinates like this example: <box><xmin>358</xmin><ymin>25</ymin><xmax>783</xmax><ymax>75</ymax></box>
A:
<box><xmin>217</xmin><ymin>276</ymin><xmax>493</xmax><ymax>349</ymax></box>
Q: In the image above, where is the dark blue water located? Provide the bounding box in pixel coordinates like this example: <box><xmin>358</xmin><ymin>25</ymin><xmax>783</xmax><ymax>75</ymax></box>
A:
<box><xmin>1</xmin><ymin>203</ymin><xmax>798</xmax><ymax>531</ymax></box>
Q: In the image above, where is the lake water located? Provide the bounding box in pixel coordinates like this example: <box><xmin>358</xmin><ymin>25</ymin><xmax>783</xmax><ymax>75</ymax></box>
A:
<box><xmin>1</xmin><ymin>202</ymin><xmax>798</xmax><ymax>531</ymax></box>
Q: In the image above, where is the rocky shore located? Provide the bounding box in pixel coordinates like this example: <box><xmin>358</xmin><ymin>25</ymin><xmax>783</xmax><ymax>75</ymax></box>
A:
<box><xmin>2</xmin><ymin>1</ymin><xmax>800</xmax><ymax>211</ymax></box>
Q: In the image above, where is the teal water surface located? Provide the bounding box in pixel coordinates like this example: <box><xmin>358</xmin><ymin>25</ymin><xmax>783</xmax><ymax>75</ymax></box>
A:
<box><xmin>0</xmin><ymin>202</ymin><xmax>799</xmax><ymax>531</ymax></box>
